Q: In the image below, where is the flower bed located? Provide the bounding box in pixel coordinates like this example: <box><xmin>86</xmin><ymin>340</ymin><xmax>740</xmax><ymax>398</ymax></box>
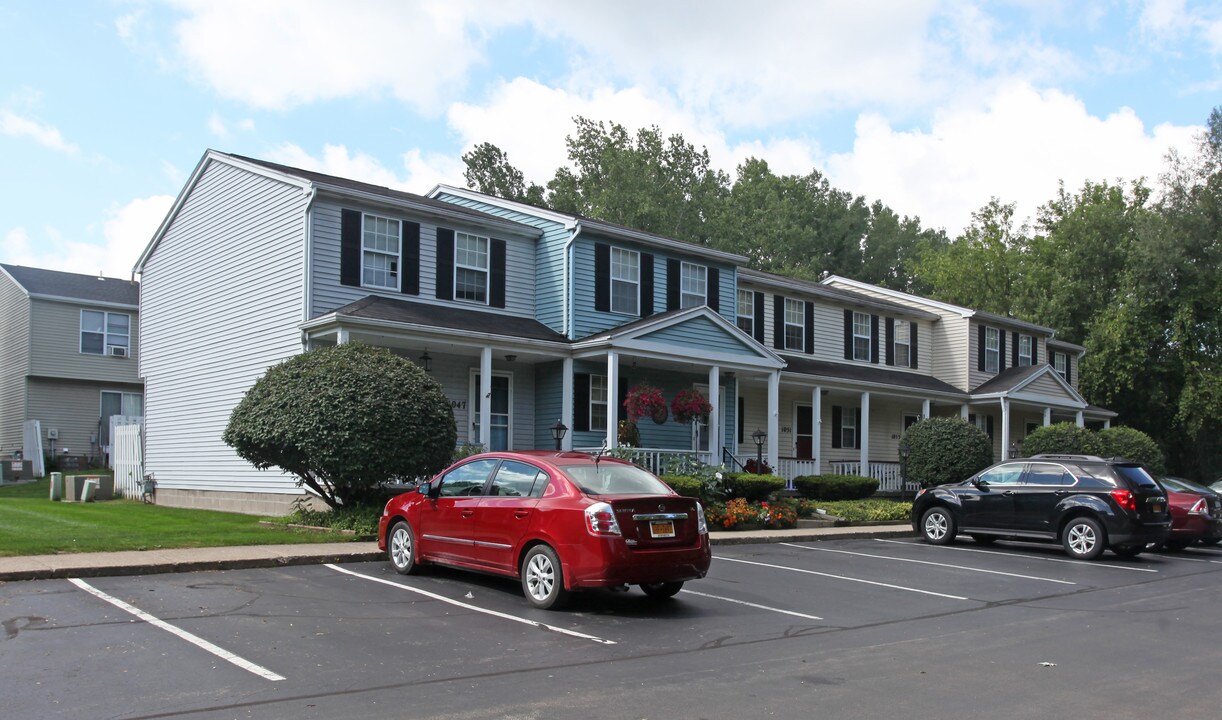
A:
<box><xmin>705</xmin><ymin>498</ymin><xmax>798</xmax><ymax>530</ymax></box>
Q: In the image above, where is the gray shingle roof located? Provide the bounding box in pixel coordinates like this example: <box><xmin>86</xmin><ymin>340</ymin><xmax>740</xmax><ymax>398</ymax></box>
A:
<box><xmin>971</xmin><ymin>364</ymin><xmax>1047</xmax><ymax>394</ymax></box>
<box><xmin>781</xmin><ymin>355</ymin><xmax>964</xmax><ymax>395</ymax></box>
<box><xmin>327</xmin><ymin>295</ymin><xmax>569</xmax><ymax>343</ymax></box>
<box><xmin>1</xmin><ymin>263</ymin><xmax>139</xmax><ymax>306</ymax></box>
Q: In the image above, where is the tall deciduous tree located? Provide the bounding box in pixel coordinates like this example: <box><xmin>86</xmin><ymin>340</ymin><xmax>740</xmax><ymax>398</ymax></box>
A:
<box><xmin>462</xmin><ymin>142</ymin><xmax>545</xmax><ymax>205</ymax></box>
<box><xmin>914</xmin><ymin>198</ymin><xmax>1026</xmax><ymax>315</ymax></box>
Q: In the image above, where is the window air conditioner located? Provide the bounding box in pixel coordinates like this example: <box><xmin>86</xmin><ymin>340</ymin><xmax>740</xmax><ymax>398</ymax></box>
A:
<box><xmin>109</xmin><ymin>346</ymin><xmax>128</xmax><ymax>358</ymax></box>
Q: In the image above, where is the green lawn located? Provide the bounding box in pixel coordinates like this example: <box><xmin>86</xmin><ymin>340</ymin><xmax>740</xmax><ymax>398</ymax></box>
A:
<box><xmin>0</xmin><ymin>478</ymin><xmax>357</xmax><ymax>557</ymax></box>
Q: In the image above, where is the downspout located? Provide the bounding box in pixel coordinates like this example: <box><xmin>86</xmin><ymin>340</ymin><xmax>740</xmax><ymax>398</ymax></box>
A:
<box><xmin>563</xmin><ymin>221</ymin><xmax>582</xmax><ymax>339</ymax></box>
<box><xmin>301</xmin><ymin>185</ymin><xmax>319</xmax><ymax>349</ymax></box>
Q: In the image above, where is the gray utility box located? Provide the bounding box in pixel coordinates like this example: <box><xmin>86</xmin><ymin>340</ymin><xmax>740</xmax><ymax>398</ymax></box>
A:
<box><xmin>64</xmin><ymin>475</ymin><xmax>114</xmax><ymax>502</ymax></box>
<box><xmin>0</xmin><ymin>459</ymin><xmax>34</xmax><ymax>483</ymax></box>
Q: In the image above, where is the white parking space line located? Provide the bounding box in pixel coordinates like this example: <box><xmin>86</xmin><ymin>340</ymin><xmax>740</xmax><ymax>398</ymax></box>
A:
<box><xmin>679</xmin><ymin>589</ymin><xmax>823</xmax><ymax>620</ymax></box>
<box><xmin>68</xmin><ymin>578</ymin><xmax>285</xmax><ymax>682</ymax></box>
<box><xmin>780</xmin><ymin>543</ymin><xmax>1076</xmax><ymax>585</ymax></box>
<box><xmin>324</xmin><ymin>564</ymin><xmax>616</xmax><ymax>645</ymax></box>
<box><xmin>714</xmin><ymin>556</ymin><xmax>970</xmax><ymax>601</ymax></box>
<box><xmin>874</xmin><ymin>539</ymin><xmax>1160</xmax><ymax>573</ymax></box>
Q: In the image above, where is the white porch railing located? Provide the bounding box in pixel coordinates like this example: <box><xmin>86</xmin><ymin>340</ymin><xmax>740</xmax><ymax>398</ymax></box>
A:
<box><xmin>577</xmin><ymin>447</ymin><xmax>713</xmax><ymax>476</ymax></box>
<box><xmin>828</xmin><ymin>460</ymin><xmax>919</xmax><ymax>494</ymax></box>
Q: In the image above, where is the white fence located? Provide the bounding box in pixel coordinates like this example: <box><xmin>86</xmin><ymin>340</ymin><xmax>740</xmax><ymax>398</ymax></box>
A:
<box><xmin>113</xmin><ymin>423</ymin><xmax>144</xmax><ymax>498</ymax></box>
<box><xmin>828</xmin><ymin>460</ymin><xmax>918</xmax><ymax>494</ymax></box>
<box><xmin>22</xmin><ymin>419</ymin><xmax>44</xmax><ymax>477</ymax></box>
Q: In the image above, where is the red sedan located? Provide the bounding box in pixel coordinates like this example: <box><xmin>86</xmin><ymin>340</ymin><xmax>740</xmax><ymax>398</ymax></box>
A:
<box><xmin>1159</xmin><ymin>476</ymin><xmax>1222</xmax><ymax>550</ymax></box>
<box><xmin>377</xmin><ymin>451</ymin><xmax>712</xmax><ymax>609</ymax></box>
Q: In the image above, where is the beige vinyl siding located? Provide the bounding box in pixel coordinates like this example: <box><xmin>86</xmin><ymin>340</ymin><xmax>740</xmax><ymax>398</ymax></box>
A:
<box><xmin>308</xmin><ymin>200</ymin><xmax>537</xmax><ymax>320</ymax></box>
<box><xmin>932</xmin><ymin>315</ymin><xmax>969</xmax><ymax>390</ymax></box>
<box><xmin>1026</xmin><ymin>371</ymin><xmax>1070</xmax><ymax>398</ymax></box>
<box><xmin>25</xmin><ymin>378</ymin><xmax>142</xmax><ymax>458</ymax></box>
<box><xmin>139</xmin><ymin>159</ymin><xmax>310</xmax><ymax>495</ymax></box>
<box><xmin>0</xmin><ymin>272</ymin><xmax>30</xmax><ymax>452</ymax></box>
<box><xmin>28</xmin><ymin>298</ymin><xmax>140</xmax><ymax>383</ymax></box>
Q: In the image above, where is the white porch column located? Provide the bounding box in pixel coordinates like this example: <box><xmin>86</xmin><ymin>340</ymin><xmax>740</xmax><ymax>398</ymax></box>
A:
<box><xmin>1104</xmin><ymin>418</ymin><xmax>1111</xmax><ymax>429</ymax></box>
<box><xmin>767</xmin><ymin>371</ymin><xmax>780</xmax><ymax>469</ymax></box>
<box><xmin>1043</xmin><ymin>407</ymin><xmax>1052</xmax><ymax>426</ymax></box>
<box><xmin>479</xmin><ymin>346</ymin><xmax>492</xmax><ymax>450</ymax></box>
<box><xmin>859</xmin><ymin>391</ymin><xmax>871</xmax><ymax>473</ymax></box>
<box><xmin>707</xmin><ymin>365</ymin><xmax>721</xmax><ymax>462</ymax></box>
<box><xmin>606</xmin><ymin>351</ymin><xmax>620</xmax><ymax>449</ymax></box>
<box><xmin>1000</xmin><ymin>398</ymin><xmax>1011</xmax><ymax>460</ymax></box>
<box><xmin>812</xmin><ymin>386</ymin><xmax>822</xmax><ymax>475</ymax></box>
<box><xmin>960</xmin><ymin>404</ymin><xmax>970</xmax><ymax>420</ymax></box>
<box><xmin>1075</xmin><ymin>410</ymin><xmax>1084</xmax><ymax>427</ymax></box>
<box><xmin>922</xmin><ymin>399</ymin><xmax>931</xmax><ymax>419</ymax></box>
<box><xmin>336</xmin><ymin>329</ymin><xmax>349</xmax><ymax>345</ymax></box>
<box><xmin>561</xmin><ymin>357</ymin><xmax>574</xmax><ymax>451</ymax></box>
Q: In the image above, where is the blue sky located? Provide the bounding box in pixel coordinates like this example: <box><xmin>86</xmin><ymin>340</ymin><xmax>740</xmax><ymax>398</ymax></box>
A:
<box><xmin>1</xmin><ymin>0</ymin><xmax>1219</xmax><ymax>278</ymax></box>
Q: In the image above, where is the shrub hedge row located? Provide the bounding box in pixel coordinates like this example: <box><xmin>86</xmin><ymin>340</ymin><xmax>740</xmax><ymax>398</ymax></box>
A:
<box><xmin>792</xmin><ymin>474</ymin><xmax>879</xmax><ymax>500</ymax></box>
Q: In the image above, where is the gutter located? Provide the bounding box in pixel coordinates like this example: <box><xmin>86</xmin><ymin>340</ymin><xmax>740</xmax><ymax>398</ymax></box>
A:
<box><xmin>563</xmin><ymin>221</ymin><xmax>581</xmax><ymax>338</ymax></box>
<box><xmin>302</xmin><ymin>185</ymin><xmax>319</xmax><ymax>332</ymax></box>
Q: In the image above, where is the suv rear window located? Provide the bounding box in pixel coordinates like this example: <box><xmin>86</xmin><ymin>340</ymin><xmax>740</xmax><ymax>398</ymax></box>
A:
<box><xmin>1111</xmin><ymin>465</ymin><xmax>1160</xmax><ymax>489</ymax></box>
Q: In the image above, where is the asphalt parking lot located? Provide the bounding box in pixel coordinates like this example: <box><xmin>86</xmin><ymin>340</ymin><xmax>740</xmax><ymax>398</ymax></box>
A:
<box><xmin>3</xmin><ymin>537</ymin><xmax>1220</xmax><ymax>720</ymax></box>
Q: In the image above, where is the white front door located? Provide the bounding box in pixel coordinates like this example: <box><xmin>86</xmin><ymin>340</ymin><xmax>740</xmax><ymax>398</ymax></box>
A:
<box><xmin>470</xmin><ymin>372</ymin><xmax>512</xmax><ymax>451</ymax></box>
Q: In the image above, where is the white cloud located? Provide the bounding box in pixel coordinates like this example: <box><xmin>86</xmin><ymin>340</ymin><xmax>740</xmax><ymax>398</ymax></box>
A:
<box><xmin>0</xmin><ymin>109</ymin><xmax>78</xmax><ymax>154</ymax></box>
<box><xmin>265</xmin><ymin>143</ymin><xmax>412</xmax><ymax>189</ymax></box>
<box><xmin>824</xmin><ymin>82</ymin><xmax>1200</xmax><ymax>236</ymax></box>
<box><xmin>206</xmin><ymin>112</ymin><xmax>254</xmax><ymax>140</ymax></box>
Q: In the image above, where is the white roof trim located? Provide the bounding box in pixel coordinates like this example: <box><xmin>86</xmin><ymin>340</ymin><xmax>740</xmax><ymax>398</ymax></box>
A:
<box><xmin>0</xmin><ymin>265</ymin><xmax>28</xmax><ymax>298</ymax></box>
<box><xmin>429</xmin><ymin>184</ymin><xmax>578</xmax><ymax>228</ymax></box>
<box><xmin>972</xmin><ymin>365</ymin><xmax>1087</xmax><ymax>407</ymax></box>
<box><xmin>28</xmin><ymin>294</ymin><xmax>138</xmax><ymax>311</ymax></box>
<box><xmin>571</xmin><ymin>306</ymin><xmax>785</xmax><ymax>367</ymax></box>
<box><xmin>822</xmin><ymin>275</ymin><xmax>975</xmax><ymax>318</ymax></box>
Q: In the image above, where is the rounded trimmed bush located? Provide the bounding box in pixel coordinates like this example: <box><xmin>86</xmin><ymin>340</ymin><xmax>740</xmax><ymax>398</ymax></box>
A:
<box><xmin>660</xmin><ymin>475</ymin><xmax>705</xmax><ymax>501</ymax></box>
<box><xmin>792</xmin><ymin>474</ymin><xmax>879</xmax><ymax>500</ymax></box>
<box><xmin>1021</xmin><ymin>422</ymin><xmax>1103</xmax><ymax>457</ymax></box>
<box><xmin>902</xmin><ymin>417</ymin><xmax>993</xmax><ymax>487</ymax></box>
<box><xmin>722</xmin><ymin>472</ymin><xmax>786</xmax><ymax>502</ymax></box>
<box><xmin>1098</xmin><ymin>426</ymin><xmax>1165</xmax><ymax>475</ymax></box>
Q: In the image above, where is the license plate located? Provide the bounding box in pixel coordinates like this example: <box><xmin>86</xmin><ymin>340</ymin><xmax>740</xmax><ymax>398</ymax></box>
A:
<box><xmin>1150</xmin><ymin>502</ymin><xmax>1165</xmax><ymax>513</ymax></box>
<box><xmin>649</xmin><ymin>520</ymin><xmax>675</xmax><ymax>538</ymax></box>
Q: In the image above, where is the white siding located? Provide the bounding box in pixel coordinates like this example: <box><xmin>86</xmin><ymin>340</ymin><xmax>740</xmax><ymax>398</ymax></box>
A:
<box><xmin>0</xmin><ymin>272</ymin><xmax>30</xmax><ymax>452</ymax></box>
<box><xmin>140</xmin><ymin>159</ymin><xmax>310</xmax><ymax>495</ymax></box>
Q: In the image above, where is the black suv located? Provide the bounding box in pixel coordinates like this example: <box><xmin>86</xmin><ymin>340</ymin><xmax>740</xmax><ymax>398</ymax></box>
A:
<box><xmin>911</xmin><ymin>455</ymin><xmax>1171</xmax><ymax>559</ymax></box>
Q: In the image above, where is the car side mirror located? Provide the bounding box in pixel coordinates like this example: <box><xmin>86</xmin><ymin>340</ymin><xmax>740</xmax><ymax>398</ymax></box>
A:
<box><xmin>971</xmin><ymin>478</ymin><xmax>989</xmax><ymax>490</ymax></box>
<box><xmin>419</xmin><ymin>481</ymin><xmax>438</xmax><ymax>498</ymax></box>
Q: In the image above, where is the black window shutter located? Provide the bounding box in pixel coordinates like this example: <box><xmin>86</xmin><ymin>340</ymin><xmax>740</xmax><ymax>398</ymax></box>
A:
<box><xmin>737</xmin><ymin>396</ymin><xmax>744</xmax><ymax>445</ymax></box>
<box><xmin>986</xmin><ymin>416</ymin><xmax>994</xmax><ymax>440</ymax></box>
<box><xmin>804</xmin><ymin>301</ymin><xmax>814</xmax><ymax>354</ymax></box>
<box><xmin>573</xmin><ymin>374</ymin><xmax>590</xmax><ymax>432</ymax></box>
<box><xmin>594</xmin><ymin>243</ymin><xmax>610</xmax><ymax>312</ymax></box>
<box><xmin>831</xmin><ymin>406</ymin><xmax>843</xmax><ymax>449</ymax></box>
<box><xmin>910</xmin><ymin>321</ymin><xmax>919</xmax><ymax>368</ymax></box>
<box><xmin>640</xmin><ymin>253</ymin><xmax>654</xmax><ymax>317</ymax></box>
<box><xmin>843</xmin><ymin>309</ymin><xmax>853</xmax><ymax>360</ymax></box>
<box><xmin>885</xmin><ymin>317</ymin><xmax>895</xmax><ymax>366</ymax></box>
<box><xmin>1068</xmin><ymin>356</ymin><xmax>1074</xmax><ymax>385</ymax></box>
<box><xmin>340</xmin><ymin>209</ymin><xmax>361</xmax><ymax>287</ymax></box>
<box><xmin>1012</xmin><ymin>331</ymin><xmax>1019</xmax><ymax>367</ymax></box>
<box><xmin>1032</xmin><ymin>337</ymin><xmax>1039</xmax><ymax>365</ymax></box>
<box><xmin>773</xmin><ymin>295</ymin><xmax>785</xmax><ymax>350</ymax></box>
<box><xmin>488</xmin><ymin>238</ymin><xmax>506</xmax><ymax>308</ymax></box>
<box><xmin>969</xmin><ymin>413</ymin><xmax>976</xmax><ymax>426</ymax></box>
<box><xmin>666</xmin><ymin>259</ymin><xmax>680</xmax><ymax>311</ymax></box>
<box><xmin>753</xmin><ymin>291</ymin><xmax>765</xmax><ymax>343</ymax></box>
<box><xmin>435</xmin><ymin>228</ymin><xmax>455</xmax><ymax>300</ymax></box>
<box><xmin>977</xmin><ymin>325</ymin><xmax>986</xmax><ymax>371</ymax></box>
<box><xmin>998</xmin><ymin>331</ymin><xmax>1007</xmax><ymax>372</ymax></box>
<box><xmin>707</xmin><ymin>268</ymin><xmax>720</xmax><ymax>311</ymax></box>
<box><xmin>854</xmin><ymin>408</ymin><xmax>862</xmax><ymax>449</ymax></box>
<box><xmin>401</xmin><ymin>221</ymin><xmax>420</xmax><ymax>295</ymax></box>
<box><xmin>870</xmin><ymin>314</ymin><xmax>880</xmax><ymax>364</ymax></box>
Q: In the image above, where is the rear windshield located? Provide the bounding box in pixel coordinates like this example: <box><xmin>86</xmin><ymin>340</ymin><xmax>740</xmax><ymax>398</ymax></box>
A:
<box><xmin>560</xmin><ymin>463</ymin><xmax>674</xmax><ymax>496</ymax></box>
<box><xmin>1113</xmin><ymin>465</ymin><xmax>1160</xmax><ymax>489</ymax></box>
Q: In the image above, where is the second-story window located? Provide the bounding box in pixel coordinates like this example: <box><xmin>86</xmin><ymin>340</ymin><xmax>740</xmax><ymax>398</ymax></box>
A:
<box><xmin>853</xmin><ymin>312</ymin><xmax>871</xmax><ymax>361</ymax></box>
<box><xmin>362</xmin><ymin>214</ymin><xmax>400</xmax><ymax>290</ymax></box>
<box><xmin>984</xmin><ymin>327</ymin><xmax>1000</xmax><ymax>373</ymax></box>
<box><xmin>784</xmin><ymin>298</ymin><xmax>804</xmax><ymax>351</ymax></box>
<box><xmin>610</xmin><ymin>247</ymin><xmax>639</xmax><ymax>315</ymax></box>
<box><xmin>736</xmin><ymin>288</ymin><xmax>754</xmax><ymax>335</ymax></box>
<box><xmin>680</xmin><ymin>262</ymin><xmax>707</xmax><ymax>308</ymax></box>
<box><xmin>454</xmin><ymin>232</ymin><xmax>489</xmax><ymax>303</ymax></box>
<box><xmin>1054</xmin><ymin>351</ymin><xmax>1067</xmax><ymax>380</ymax></box>
<box><xmin>81</xmin><ymin>310</ymin><xmax>130</xmax><ymax>356</ymax></box>
<box><xmin>590</xmin><ymin>375</ymin><xmax>608</xmax><ymax>432</ymax></box>
<box><xmin>1019</xmin><ymin>335</ymin><xmax>1033</xmax><ymax>366</ymax></box>
<box><xmin>893</xmin><ymin>321</ymin><xmax>911</xmax><ymax>368</ymax></box>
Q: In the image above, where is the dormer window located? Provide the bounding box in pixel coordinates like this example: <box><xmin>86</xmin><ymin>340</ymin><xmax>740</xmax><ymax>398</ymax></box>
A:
<box><xmin>984</xmin><ymin>327</ymin><xmax>1000</xmax><ymax>373</ymax></box>
<box><xmin>610</xmin><ymin>247</ymin><xmax>639</xmax><ymax>315</ymax></box>
<box><xmin>680</xmin><ymin>262</ymin><xmax>707</xmax><ymax>308</ymax></box>
<box><xmin>362</xmin><ymin>214</ymin><xmax>401</xmax><ymax>290</ymax></box>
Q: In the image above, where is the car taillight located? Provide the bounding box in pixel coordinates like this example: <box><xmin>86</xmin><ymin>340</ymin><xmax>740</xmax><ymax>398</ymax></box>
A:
<box><xmin>1189</xmin><ymin>498</ymin><xmax>1208</xmax><ymax>515</ymax></box>
<box><xmin>1110</xmin><ymin>489</ymin><xmax>1136</xmax><ymax>512</ymax></box>
<box><xmin>696</xmin><ymin>503</ymin><xmax>708</xmax><ymax>535</ymax></box>
<box><xmin>585</xmin><ymin>502</ymin><xmax>622</xmax><ymax>537</ymax></box>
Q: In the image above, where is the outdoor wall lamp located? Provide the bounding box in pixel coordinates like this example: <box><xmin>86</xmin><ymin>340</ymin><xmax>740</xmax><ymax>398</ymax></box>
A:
<box><xmin>419</xmin><ymin>349</ymin><xmax>432</xmax><ymax>372</ymax></box>
<box><xmin>550</xmin><ymin>420</ymin><xmax>568</xmax><ymax>451</ymax></box>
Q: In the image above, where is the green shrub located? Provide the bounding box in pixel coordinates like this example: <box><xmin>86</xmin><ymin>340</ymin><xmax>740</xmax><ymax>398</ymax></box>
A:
<box><xmin>721</xmin><ymin>472</ymin><xmax>786</xmax><ymax>502</ymax></box>
<box><xmin>792</xmin><ymin>474</ymin><xmax>879</xmax><ymax>500</ymax></box>
<box><xmin>1021</xmin><ymin>422</ymin><xmax>1103</xmax><ymax>457</ymax></box>
<box><xmin>1097</xmin><ymin>426</ymin><xmax>1165</xmax><ymax>475</ymax></box>
<box><xmin>661</xmin><ymin>474</ymin><xmax>705</xmax><ymax>501</ymax></box>
<box><xmin>902</xmin><ymin>417</ymin><xmax>994</xmax><ymax>487</ymax></box>
<box><xmin>816</xmin><ymin>499</ymin><xmax>912</xmax><ymax>523</ymax></box>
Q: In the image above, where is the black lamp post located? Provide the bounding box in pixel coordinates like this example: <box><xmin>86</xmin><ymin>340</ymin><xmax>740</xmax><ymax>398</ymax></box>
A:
<box><xmin>1009</xmin><ymin>440</ymin><xmax>1020</xmax><ymax>459</ymax></box>
<box><xmin>419</xmin><ymin>349</ymin><xmax>432</xmax><ymax>372</ymax></box>
<box><xmin>550</xmin><ymin>420</ymin><xmax>568</xmax><ymax>452</ymax></box>
<box><xmin>899</xmin><ymin>442</ymin><xmax>910</xmax><ymax>500</ymax></box>
<box><xmin>752</xmin><ymin>428</ymin><xmax>766</xmax><ymax>471</ymax></box>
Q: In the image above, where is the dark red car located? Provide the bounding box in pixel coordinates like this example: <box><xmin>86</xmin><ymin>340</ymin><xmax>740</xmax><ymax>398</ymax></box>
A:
<box><xmin>377</xmin><ymin>451</ymin><xmax>712</xmax><ymax>609</ymax></box>
<box><xmin>1158</xmin><ymin>476</ymin><xmax>1222</xmax><ymax>550</ymax></box>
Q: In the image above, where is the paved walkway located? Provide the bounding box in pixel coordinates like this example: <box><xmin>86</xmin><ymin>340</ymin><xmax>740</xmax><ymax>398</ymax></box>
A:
<box><xmin>0</xmin><ymin>525</ymin><xmax>914</xmax><ymax>581</ymax></box>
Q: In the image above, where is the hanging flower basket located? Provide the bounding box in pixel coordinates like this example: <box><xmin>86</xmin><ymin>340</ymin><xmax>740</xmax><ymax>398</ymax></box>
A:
<box><xmin>671</xmin><ymin>388</ymin><xmax>712</xmax><ymax>424</ymax></box>
<box><xmin>624</xmin><ymin>383</ymin><xmax>667</xmax><ymax>423</ymax></box>
<box><xmin>618</xmin><ymin>419</ymin><xmax>640</xmax><ymax>447</ymax></box>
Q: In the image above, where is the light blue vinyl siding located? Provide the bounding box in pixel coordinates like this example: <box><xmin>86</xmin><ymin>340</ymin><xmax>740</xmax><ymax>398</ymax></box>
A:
<box><xmin>638</xmin><ymin>316</ymin><xmax>757</xmax><ymax>356</ymax></box>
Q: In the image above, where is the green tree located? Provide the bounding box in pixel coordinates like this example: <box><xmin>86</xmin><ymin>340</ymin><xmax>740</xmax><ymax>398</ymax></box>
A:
<box><xmin>461</xmin><ymin>142</ymin><xmax>545</xmax><ymax>205</ymax></box>
<box><xmin>914</xmin><ymin>199</ymin><xmax>1026</xmax><ymax>315</ymax></box>
<box><xmin>223</xmin><ymin>343</ymin><xmax>457</xmax><ymax>509</ymax></box>
<box><xmin>1097</xmin><ymin>426</ymin><xmax>1165</xmax><ymax>476</ymax></box>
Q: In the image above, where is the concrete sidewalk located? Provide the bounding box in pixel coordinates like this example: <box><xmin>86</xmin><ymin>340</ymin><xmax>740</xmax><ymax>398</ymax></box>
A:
<box><xmin>0</xmin><ymin>525</ymin><xmax>914</xmax><ymax>581</ymax></box>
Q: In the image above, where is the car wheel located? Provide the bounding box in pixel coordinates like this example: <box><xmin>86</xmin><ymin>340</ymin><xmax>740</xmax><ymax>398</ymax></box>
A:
<box><xmin>920</xmin><ymin>507</ymin><xmax>956</xmax><ymax>545</ymax></box>
<box><xmin>1111</xmin><ymin>544</ymin><xmax>1145</xmax><ymax>558</ymax></box>
<box><xmin>1161</xmin><ymin>538</ymin><xmax>1189</xmax><ymax>551</ymax></box>
<box><xmin>387</xmin><ymin>521</ymin><xmax>419</xmax><ymax>575</ymax></box>
<box><xmin>1062</xmin><ymin>517</ymin><xmax>1106</xmax><ymax>560</ymax></box>
<box><xmin>640</xmin><ymin>581</ymin><xmax>683</xmax><ymax>599</ymax></box>
<box><xmin>968</xmin><ymin>534</ymin><xmax>997</xmax><ymax>546</ymax></box>
<box><xmin>522</xmin><ymin>545</ymin><xmax>569</xmax><ymax>610</ymax></box>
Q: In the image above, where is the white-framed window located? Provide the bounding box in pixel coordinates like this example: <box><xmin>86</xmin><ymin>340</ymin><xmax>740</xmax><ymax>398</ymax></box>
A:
<box><xmin>454</xmin><ymin>232</ymin><xmax>489</xmax><ymax>303</ymax></box>
<box><xmin>100</xmin><ymin>390</ymin><xmax>143</xmax><ymax>446</ymax></box>
<box><xmin>784</xmin><ymin>298</ymin><xmax>804</xmax><ymax>351</ymax></box>
<box><xmin>1054</xmin><ymin>351</ymin><xmax>1067</xmax><ymax>380</ymax></box>
<box><xmin>984</xmin><ymin>327</ymin><xmax>1000</xmax><ymax>373</ymax></box>
<box><xmin>610</xmin><ymin>247</ymin><xmax>639</xmax><ymax>315</ymax></box>
<box><xmin>1018</xmin><ymin>335</ymin><xmax>1033</xmax><ymax>367</ymax></box>
<box><xmin>853</xmin><ymin>311</ymin><xmax>871</xmax><ymax>361</ymax></box>
<box><xmin>361</xmin><ymin>213</ymin><xmax>400</xmax><ymax>290</ymax></box>
<box><xmin>680</xmin><ymin>262</ymin><xmax>707</xmax><ymax>309</ymax></box>
<box><xmin>841</xmin><ymin>408</ymin><xmax>857</xmax><ymax>449</ymax></box>
<box><xmin>590</xmin><ymin>374</ymin><xmax>608</xmax><ymax>433</ymax></box>
<box><xmin>80</xmin><ymin>310</ymin><xmax>130</xmax><ymax>356</ymax></box>
<box><xmin>736</xmin><ymin>288</ymin><xmax>754</xmax><ymax>335</ymax></box>
<box><xmin>893</xmin><ymin>321</ymin><xmax>911</xmax><ymax>368</ymax></box>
